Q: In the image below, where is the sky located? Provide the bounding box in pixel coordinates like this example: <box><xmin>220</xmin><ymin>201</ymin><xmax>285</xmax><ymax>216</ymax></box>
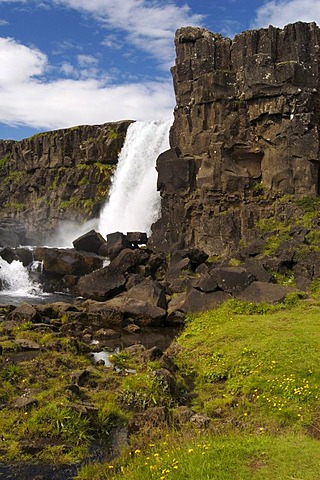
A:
<box><xmin>0</xmin><ymin>0</ymin><xmax>319</xmax><ymax>140</ymax></box>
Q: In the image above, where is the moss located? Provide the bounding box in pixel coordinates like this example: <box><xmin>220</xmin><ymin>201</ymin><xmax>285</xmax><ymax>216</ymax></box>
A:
<box><xmin>0</xmin><ymin>154</ymin><xmax>11</xmax><ymax>168</ymax></box>
<box><xmin>3</xmin><ymin>201</ymin><xmax>26</xmax><ymax>211</ymax></box>
<box><xmin>79</xmin><ymin>176</ymin><xmax>90</xmax><ymax>186</ymax></box>
<box><xmin>76</xmin><ymin>163</ymin><xmax>90</xmax><ymax>171</ymax></box>
<box><xmin>108</xmin><ymin>127</ymin><xmax>118</xmax><ymax>140</ymax></box>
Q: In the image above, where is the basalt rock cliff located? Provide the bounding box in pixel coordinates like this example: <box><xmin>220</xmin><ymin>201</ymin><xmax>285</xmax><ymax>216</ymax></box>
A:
<box><xmin>150</xmin><ymin>22</ymin><xmax>320</xmax><ymax>257</ymax></box>
<box><xmin>0</xmin><ymin>121</ymin><xmax>132</xmax><ymax>243</ymax></box>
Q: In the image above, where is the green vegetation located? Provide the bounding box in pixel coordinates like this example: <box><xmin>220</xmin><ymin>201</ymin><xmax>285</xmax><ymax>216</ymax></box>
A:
<box><xmin>2</xmin><ymin>170</ymin><xmax>23</xmax><ymax>185</ymax></box>
<box><xmin>255</xmin><ymin>195</ymin><xmax>320</xmax><ymax>256</ymax></box>
<box><xmin>3</xmin><ymin>201</ymin><xmax>26</xmax><ymax>211</ymax></box>
<box><xmin>1</xmin><ymin>296</ymin><xmax>320</xmax><ymax>478</ymax></box>
<box><xmin>75</xmin><ymin>298</ymin><xmax>320</xmax><ymax>479</ymax></box>
<box><xmin>0</xmin><ymin>154</ymin><xmax>11</xmax><ymax>169</ymax></box>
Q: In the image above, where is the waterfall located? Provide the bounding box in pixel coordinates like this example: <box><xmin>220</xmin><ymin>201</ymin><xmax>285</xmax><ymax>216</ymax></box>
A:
<box><xmin>0</xmin><ymin>257</ymin><xmax>42</xmax><ymax>297</ymax></box>
<box><xmin>98</xmin><ymin>119</ymin><xmax>171</xmax><ymax>237</ymax></box>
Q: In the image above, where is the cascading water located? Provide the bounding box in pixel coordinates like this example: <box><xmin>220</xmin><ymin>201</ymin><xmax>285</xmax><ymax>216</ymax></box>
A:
<box><xmin>0</xmin><ymin>119</ymin><xmax>171</xmax><ymax>303</ymax></box>
<box><xmin>98</xmin><ymin>119</ymin><xmax>172</xmax><ymax>237</ymax></box>
<box><xmin>0</xmin><ymin>257</ymin><xmax>42</xmax><ymax>298</ymax></box>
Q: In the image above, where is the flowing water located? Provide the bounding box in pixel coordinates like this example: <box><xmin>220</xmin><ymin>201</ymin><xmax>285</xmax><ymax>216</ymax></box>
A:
<box><xmin>0</xmin><ymin>119</ymin><xmax>171</xmax><ymax>303</ymax></box>
<box><xmin>98</xmin><ymin>119</ymin><xmax>171</xmax><ymax>237</ymax></box>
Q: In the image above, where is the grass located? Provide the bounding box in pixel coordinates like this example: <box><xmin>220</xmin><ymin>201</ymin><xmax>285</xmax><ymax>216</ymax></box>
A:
<box><xmin>74</xmin><ymin>298</ymin><xmax>320</xmax><ymax>479</ymax></box>
<box><xmin>81</xmin><ymin>434</ymin><xmax>319</xmax><ymax>480</ymax></box>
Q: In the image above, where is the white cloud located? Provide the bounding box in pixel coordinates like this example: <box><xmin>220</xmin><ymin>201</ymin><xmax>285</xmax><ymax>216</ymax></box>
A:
<box><xmin>0</xmin><ymin>19</ymin><xmax>9</xmax><ymax>25</ymax></box>
<box><xmin>52</xmin><ymin>0</ymin><xmax>205</xmax><ymax>68</ymax></box>
<box><xmin>0</xmin><ymin>37</ymin><xmax>47</xmax><ymax>85</ymax></box>
<box><xmin>0</xmin><ymin>36</ymin><xmax>174</xmax><ymax>129</ymax></box>
<box><xmin>253</xmin><ymin>0</ymin><xmax>320</xmax><ymax>29</ymax></box>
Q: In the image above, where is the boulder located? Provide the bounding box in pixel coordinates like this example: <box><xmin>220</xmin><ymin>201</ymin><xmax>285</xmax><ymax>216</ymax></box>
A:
<box><xmin>104</xmin><ymin>294</ymin><xmax>167</xmax><ymax>325</ymax></box>
<box><xmin>236</xmin><ymin>281</ymin><xmax>296</xmax><ymax>304</ymax></box>
<box><xmin>73</xmin><ymin>229</ymin><xmax>106</xmax><ymax>254</ymax></box>
<box><xmin>9</xmin><ymin>304</ymin><xmax>40</xmax><ymax>323</ymax></box>
<box><xmin>210</xmin><ymin>266</ymin><xmax>256</xmax><ymax>293</ymax></box>
<box><xmin>193</xmin><ymin>273</ymin><xmax>218</xmax><ymax>293</ymax></box>
<box><xmin>101</xmin><ymin>232</ymin><xmax>132</xmax><ymax>259</ymax></box>
<box><xmin>34</xmin><ymin>247</ymin><xmax>104</xmax><ymax>277</ymax></box>
<box><xmin>0</xmin><ymin>247</ymin><xmax>19</xmax><ymax>264</ymax></box>
<box><xmin>76</xmin><ymin>266</ymin><xmax>126</xmax><ymax>301</ymax></box>
<box><xmin>179</xmin><ymin>289</ymin><xmax>231</xmax><ymax>313</ymax></box>
<box><xmin>109</xmin><ymin>248</ymin><xmax>149</xmax><ymax>274</ymax></box>
<box><xmin>126</xmin><ymin>232</ymin><xmax>148</xmax><ymax>245</ymax></box>
<box><xmin>126</xmin><ymin>279</ymin><xmax>167</xmax><ymax>310</ymax></box>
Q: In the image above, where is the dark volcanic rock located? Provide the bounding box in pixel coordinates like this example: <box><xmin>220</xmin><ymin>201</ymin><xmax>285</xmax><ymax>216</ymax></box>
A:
<box><xmin>102</xmin><ymin>232</ymin><xmax>132</xmax><ymax>259</ymax></box>
<box><xmin>0</xmin><ymin>121</ymin><xmax>132</xmax><ymax>243</ymax></box>
<box><xmin>73</xmin><ymin>229</ymin><xmax>106</xmax><ymax>254</ymax></box>
<box><xmin>0</xmin><ymin>246</ymin><xmax>19</xmax><ymax>264</ymax></box>
<box><xmin>126</xmin><ymin>232</ymin><xmax>148</xmax><ymax>245</ymax></box>
<box><xmin>236</xmin><ymin>281</ymin><xmax>296</xmax><ymax>304</ymax></box>
<box><xmin>34</xmin><ymin>247</ymin><xmax>104</xmax><ymax>276</ymax></box>
<box><xmin>150</xmin><ymin>22</ymin><xmax>320</xmax><ymax>257</ymax></box>
<box><xmin>76</xmin><ymin>266</ymin><xmax>126</xmax><ymax>301</ymax></box>
<box><xmin>210</xmin><ymin>266</ymin><xmax>255</xmax><ymax>293</ymax></box>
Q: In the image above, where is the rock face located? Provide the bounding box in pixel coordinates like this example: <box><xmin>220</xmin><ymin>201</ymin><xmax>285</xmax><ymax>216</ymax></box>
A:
<box><xmin>0</xmin><ymin>121</ymin><xmax>132</xmax><ymax>243</ymax></box>
<box><xmin>150</xmin><ymin>22</ymin><xmax>320</xmax><ymax>256</ymax></box>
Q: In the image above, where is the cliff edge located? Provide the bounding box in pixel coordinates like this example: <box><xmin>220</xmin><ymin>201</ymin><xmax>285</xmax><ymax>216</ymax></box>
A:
<box><xmin>150</xmin><ymin>22</ymin><xmax>320</xmax><ymax>256</ymax></box>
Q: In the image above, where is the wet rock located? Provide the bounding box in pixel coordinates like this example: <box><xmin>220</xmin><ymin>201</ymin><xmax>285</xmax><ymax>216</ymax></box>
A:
<box><xmin>34</xmin><ymin>247</ymin><xmax>104</xmax><ymax>277</ymax></box>
<box><xmin>0</xmin><ymin>246</ymin><xmax>19</xmax><ymax>264</ymax></box>
<box><xmin>126</xmin><ymin>232</ymin><xmax>148</xmax><ymax>245</ymax></box>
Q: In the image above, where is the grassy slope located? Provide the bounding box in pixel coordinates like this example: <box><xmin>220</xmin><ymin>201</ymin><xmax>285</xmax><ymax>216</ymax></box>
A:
<box><xmin>82</xmin><ymin>298</ymin><xmax>320</xmax><ymax>479</ymax></box>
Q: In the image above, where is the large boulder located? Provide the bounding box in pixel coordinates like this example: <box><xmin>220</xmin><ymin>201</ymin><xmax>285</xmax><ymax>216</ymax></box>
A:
<box><xmin>34</xmin><ymin>247</ymin><xmax>104</xmax><ymax>276</ymax></box>
<box><xmin>236</xmin><ymin>281</ymin><xmax>296</xmax><ymax>304</ymax></box>
<box><xmin>104</xmin><ymin>294</ymin><xmax>167</xmax><ymax>325</ymax></box>
<box><xmin>76</xmin><ymin>265</ymin><xmax>126</xmax><ymax>301</ymax></box>
<box><xmin>73</xmin><ymin>229</ymin><xmax>106</xmax><ymax>254</ymax></box>
<box><xmin>210</xmin><ymin>266</ymin><xmax>256</xmax><ymax>293</ymax></box>
<box><xmin>100</xmin><ymin>232</ymin><xmax>132</xmax><ymax>259</ymax></box>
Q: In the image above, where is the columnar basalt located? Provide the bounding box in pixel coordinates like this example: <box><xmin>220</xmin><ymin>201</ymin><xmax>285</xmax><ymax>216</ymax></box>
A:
<box><xmin>150</xmin><ymin>22</ymin><xmax>320</xmax><ymax>256</ymax></box>
<box><xmin>0</xmin><ymin>121</ymin><xmax>132</xmax><ymax>243</ymax></box>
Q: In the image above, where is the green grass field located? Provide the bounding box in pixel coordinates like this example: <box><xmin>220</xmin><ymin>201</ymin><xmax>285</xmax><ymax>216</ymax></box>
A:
<box><xmin>76</xmin><ymin>298</ymin><xmax>320</xmax><ymax>479</ymax></box>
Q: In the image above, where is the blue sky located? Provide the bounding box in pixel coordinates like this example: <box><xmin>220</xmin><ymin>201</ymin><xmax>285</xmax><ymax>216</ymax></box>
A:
<box><xmin>0</xmin><ymin>0</ymin><xmax>319</xmax><ymax>140</ymax></box>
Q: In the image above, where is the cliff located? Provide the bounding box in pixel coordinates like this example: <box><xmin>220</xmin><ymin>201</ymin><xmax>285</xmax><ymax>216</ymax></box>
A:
<box><xmin>0</xmin><ymin>121</ymin><xmax>132</xmax><ymax>243</ymax></box>
<box><xmin>150</xmin><ymin>22</ymin><xmax>320</xmax><ymax>256</ymax></box>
